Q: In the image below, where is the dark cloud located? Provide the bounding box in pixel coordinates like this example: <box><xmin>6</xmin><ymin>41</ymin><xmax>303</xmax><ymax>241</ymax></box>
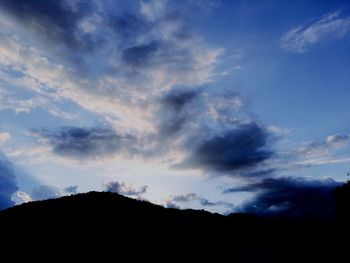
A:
<box><xmin>0</xmin><ymin>0</ymin><xmax>200</xmax><ymax>79</ymax></box>
<box><xmin>165</xmin><ymin>201</ymin><xmax>180</xmax><ymax>209</ymax></box>
<box><xmin>31</xmin><ymin>185</ymin><xmax>61</xmax><ymax>201</ymax></box>
<box><xmin>108</xmin><ymin>14</ymin><xmax>146</xmax><ymax>40</ymax></box>
<box><xmin>179</xmin><ymin>123</ymin><xmax>273</xmax><ymax>174</ymax></box>
<box><xmin>225</xmin><ymin>177</ymin><xmax>341</xmax><ymax>219</ymax></box>
<box><xmin>0</xmin><ymin>160</ymin><xmax>19</xmax><ymax>210</ymax></box>
<box><xmin>63</xmin><ymin>185</ymin><xmax>78</xmax><ymax>195</ymax></box>
<box><xmin>162</xmin><ymin>89</ymin><xmax>200</xmax><ymax>110</ymax></box>
<box><xmin>0</xmin><ymin>0</ymin><xmax>94</xmax><ymax>50</ymax></box>
<box><xmin>104</xmin><ymin>181</ymin><xmax>148</xmax><ymax>197</ymax></box>
<box><xmin>32</xmin><ymin>126</ymin><xmax>136</xmax><ymax>159</ymax></box>
<box><xmin>122</xmin><ymin>41</ymin><xmax>161</xmax><ymax>67</ymax></box>
<box><xmin>158</xmin><ymin>89</ymin><xmax>200</xmax><ymax>137</ymax></box>
<box><xmin>168</xmin><ymin>193</ymin><xmax>234</xmax><ymax>209</ymax></box>
<box><xmin>172</xmin><ymin>193</ymin><xmax>198</xmax><ymax>202</ymax></box>
<box><xmin>155</xmin><ymin>88</ymin><xmax>275</xmax><ymax>178</ymax></box>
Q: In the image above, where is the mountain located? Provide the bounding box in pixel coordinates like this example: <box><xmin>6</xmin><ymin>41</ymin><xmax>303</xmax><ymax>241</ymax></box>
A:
<box><xmin>1</xmin><ymin>184</ymin><xmax>350</xmax><ymax>262</ymax></box>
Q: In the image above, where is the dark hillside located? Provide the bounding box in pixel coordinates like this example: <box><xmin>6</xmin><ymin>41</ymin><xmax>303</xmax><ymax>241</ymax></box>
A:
<box><xmin>1</xmin><ymin>185</ymin><xmax>350</xmax><ymax>262</ymax></box>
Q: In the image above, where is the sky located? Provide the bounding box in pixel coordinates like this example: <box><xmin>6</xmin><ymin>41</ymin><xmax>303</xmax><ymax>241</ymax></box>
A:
<box><xmin>0</xmin><ymin>0</ymin><xmax>350</xmax><ymax>216</ymax></box>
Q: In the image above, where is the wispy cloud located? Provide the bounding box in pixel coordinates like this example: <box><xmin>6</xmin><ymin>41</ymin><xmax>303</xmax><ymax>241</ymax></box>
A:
<box><xmin>0</xmin><ymin>0</ymin><xmax>223</xmax><ymax>134</ymax></box>
<box><xmin>299</xmin><ymin>133</ymin><xmax>350</xmax><ymax>157</ymax></box>
<box><xmin>262</xmin><ymin>132</ymin><xmax>350</xmax><ymax>172</ymax></box>
<box><xmin>281</xmin><ymin>11</ymin><xmax>350</xmax><ymax>52</ymax></box>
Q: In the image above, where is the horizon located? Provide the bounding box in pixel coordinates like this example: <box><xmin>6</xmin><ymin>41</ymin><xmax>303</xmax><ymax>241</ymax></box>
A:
<box><xmin>0</xmin><ymin>0</ymin><xmax>350</xmax><ymax>216</ymax></box>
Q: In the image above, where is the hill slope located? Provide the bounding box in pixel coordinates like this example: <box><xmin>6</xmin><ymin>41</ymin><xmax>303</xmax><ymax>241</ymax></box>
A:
<box><xmin>1</xmin><ymin>186</ymin><xmax>350</xmax><ymax>261</ymax></box>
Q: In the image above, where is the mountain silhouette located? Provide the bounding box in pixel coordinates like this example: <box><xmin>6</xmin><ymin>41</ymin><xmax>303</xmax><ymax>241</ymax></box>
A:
<box><xmin>1</xmin><ymin>184</ymin><xmax>350</xmax><ymax>262</ymax></box>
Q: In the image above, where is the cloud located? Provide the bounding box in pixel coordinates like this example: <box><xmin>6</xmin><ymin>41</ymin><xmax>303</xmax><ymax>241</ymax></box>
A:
<box><xmin>165</xmin><ymin>201</ymin><xmax>180</xmax><ymax>209</ymax></box>
<box><xmin>0</xmin><ymin>0</ymin><xmax>222</xmax><ymax>134</ymax></box>
<box><xmin>178</xmin><ymin>122</ymin><xmax>273</xmax><ymax>174</ymax></box>
<box><xmin>0</xmin><ymin>132</ymin><xmax>10</xmax><ymax>144</ymax></box>
<box><xmin>140</xmin><ymin>0</ymin><xmax>166</xmax><ymax>22</ymax></box>
<box><xmin>31</xmin><ymin>185</ymin><xmax>61</xmax><ymax>201</ymax></box>
<box><xmin>150</xmin><ymin>87</ymin><xmax>275</xmax><ymax>177</ymax></box>
<box><xmin>226</xmin><ymin>177</ymin><xmax>340</xmax><ymax>219</ymax></box>
<box><xmin>31</xmin><ymin>126</ymin><xmax>136</xmax><ymax>159</ymax></box>
<box><xmin>14</xmin><ymin>191</ymin><xmax>33</xmax><ymax>204</ymax></box>
<box><xmin>326</xmin><ymin>134</ymin><xmax>350</xmax><ymax>147</ymax></box>
<box><xmin>281</xmin><ymin>11</ymin><xmax>350</xmax><ymax>52</ymax></box>
<box><xmin>0</xmin><ymin>160</ymin><xmax>19</xmax><ymax>210</ymax></box>
<box><xmin>63</xmin><ymin>185</ymin><xmax>78</xmax><ymax>195</ymax></box>
<box><xmin>0</xmin><ymin>0</ymin><xmax>95</xmax><ymax>53</ymax></box>
<box><xmin>104</xmin><ymin>181</ymin><xmax>148</xmax><ymax>197</ymax></box>
<box><xmin>157</xmin><ymin>88</ymin><xmax>200</xmax><ymax>138</ymax></box>
<box><xmin>0</xmin><ymin>0</ymin><xmax>277</xmax><ymax>180</ymax></box>
<box><xmin>299</xmin><ymin>133</ymin><xmax>350</xmax><ymax>157</ymax></box>
<box><xmin>167</xmin><ymin>192</ymin><xmax>234</xmax><ymax>209</ymax></box>
<box><xmin>28</xmin><ymin>184</ymin><xmax>79</xmax><ymax>201</ymax></box>
<box><xmin>269</xmin><ymin>133</ymin><xmax>350</xmax><ymax>169</ymax></box>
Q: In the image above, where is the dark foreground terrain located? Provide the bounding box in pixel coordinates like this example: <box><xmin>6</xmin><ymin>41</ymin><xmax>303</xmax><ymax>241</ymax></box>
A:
<box><xmin>1</xmin><ymin>183</ymin><xmax>350</xmax><ymax>262</ymax></box>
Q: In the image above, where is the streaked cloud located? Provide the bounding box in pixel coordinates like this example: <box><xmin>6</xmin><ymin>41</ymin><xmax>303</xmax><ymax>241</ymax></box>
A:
<box><xmin>299</xmin><ymin>133</ymin><xmax>350</xmax><ymax>157</ymax></box>
<box><xmin>281</xmin><ymin>11</ymin><xmax>350</xmax><ymax>52</ymax></box>
<box><xmin>31</xmin><ymin>126</ymin><xmax>137</xmax><ymax>160</ymax></box>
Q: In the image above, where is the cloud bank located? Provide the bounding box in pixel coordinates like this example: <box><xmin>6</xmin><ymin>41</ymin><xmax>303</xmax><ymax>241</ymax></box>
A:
<box><xmin>0</xmin><ymin>160</ymin><xmax>18</xmax><ymax>210</ymax></box>
<box><xmin>225</xmin><ymin>177</ymin><xmax>340</xmax><ymax>219</ymax></box>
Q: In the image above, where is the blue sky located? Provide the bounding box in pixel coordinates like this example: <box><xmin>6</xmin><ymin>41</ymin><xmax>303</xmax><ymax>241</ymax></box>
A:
<box><xmin>0</xmin><ymin>0</ymin><xmax>349</xmax><ymax>215</ymax></box>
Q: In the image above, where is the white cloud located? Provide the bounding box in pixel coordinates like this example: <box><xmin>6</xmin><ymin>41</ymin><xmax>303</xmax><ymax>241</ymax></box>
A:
<box><xmin>326</xmin><ymin>134</ymin><xmax>350</xmax><ymax>147</ymax></box>
<box><xmin>0</xmin><ymin>2</ymin><xmax>223</xmax><ymax>134</ymax></box>
<box><xmin>0</xmin><ymin>132</ymin><xmax>10</xmax><ymax>143</ymax></box>
<box><xmin>280</xmin><ymin>11</ymin><xmax>350</xmax><ymax>52</ymax></box>
<box><xmin>140</xmin><ymin>0</ymin><xmax>167</xmax><ymax>22</ymax></box>
<box><xmin>15</xmin><ymin>191</ymin><xmax>33</xmax><ymax>204</ymax></box>
<box><xmin>297</xmin><ymin>157</ymin><xmax>350</xmax><ymax>166</ymax></box>
<box><xmin>299</xmin><ymin>133</ymin><xmax>350</xmax><ymax>158</ymax></box>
